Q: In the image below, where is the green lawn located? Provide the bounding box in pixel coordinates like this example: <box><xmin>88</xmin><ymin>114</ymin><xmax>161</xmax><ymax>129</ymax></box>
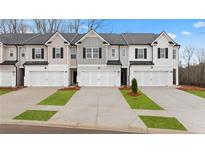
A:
<box><xmin>186</xmin><ymin>90</ymin><xmax>205</xmax><ymax>99</ymax></box>
<box><xmin>139</xmin><ymin>115</ymin><xmax>186</xmax><ymax>130</ymax></box>
<box><xmin>0</xmin><ymin>89</ymin><xmax>12</xmax><ymax>95</ymax></box>
<box><xmin>14</xmin><ymin>110</ymin><xmax>57</xmax><ymax>121</ymax></box>
<box><xmin>120</xmin><ymin>89</ymin><xmax>163</xmax><ymax>110</ymax></box>
<box><xmin>38</xmin><ymin>90</ymin><xmax>76</xmax><ymax>106</ymax></box>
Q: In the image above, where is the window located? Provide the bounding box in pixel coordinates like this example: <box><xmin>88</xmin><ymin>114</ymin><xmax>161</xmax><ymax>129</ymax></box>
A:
<box><xmin>71</xmin><ymin>49</ymin><xmax>76</xmax><ymax>59</ymax></box>
<box><xmin>55</xmin><ymin>48</ymin><xmax>61</xmax><ymax>59</ymax></box>
<box><xmin>122</xmin><ymin>49</ymin><xmax>126</xmax><ymax>56</ymax></box>
<box><xmin>173</xmin><ymin>49</ymin><xmax>176</xmax><ymax>59</ymax></box>
<box><xmin>112</xmin><ymin>49</ymin><xmax>115</xmax><ymax>57</ymax></box>
<box><xmin>35</xmin><ymin>48</ymin><xmax>41</xmax><ymax>59</ymax></box>
<box><xmin>9</xmin><ymin>49</ymin><xmax>14</xmax><ymax>57</ymax></box>
<box><xmin>138</xmin><ymin>49</ymin><xmax>144</xmax><ymax>59</ymax></box>
<box><xmin>159</xmin><ymin>48</ymin><xmax>166</xmax><ymax>58</ymax></box>
<box><xmin>86</xmin><ymin>48</ymin><xmax>99</xmax><ymax>59</ymax></box>
<box><xmin>21</xmin><ymin>49</ymin><xmax>25</xmax><ymax>57</ymax></box>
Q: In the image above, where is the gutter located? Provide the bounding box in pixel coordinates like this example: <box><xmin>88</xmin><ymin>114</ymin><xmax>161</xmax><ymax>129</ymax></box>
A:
<box><xmin>14</xmin><ymin>45</ymin><xmax>19</xmax><ymax>87</ymax></box>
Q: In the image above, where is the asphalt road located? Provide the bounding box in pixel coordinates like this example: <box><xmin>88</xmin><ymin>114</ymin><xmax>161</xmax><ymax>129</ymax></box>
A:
<box><xmin>0</xmin><ymin>124</ymin><xmax>134</xmax><ymax>134</ymax></box>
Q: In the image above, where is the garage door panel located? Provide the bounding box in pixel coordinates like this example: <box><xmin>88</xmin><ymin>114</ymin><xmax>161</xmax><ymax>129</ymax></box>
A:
<box><xmin>133</xmin><ymin>71</ymin><xmax>169</xmax><ymax>86</ymax></box>
<box><xmin>0</xmin><ymin>71</ymin><xmax>13</xmax><ymax>87</ymax></box>
<box><xmin>30</xmin><ymin>71</ymin><xmax>64</xmax><ymax>86</ymax></box>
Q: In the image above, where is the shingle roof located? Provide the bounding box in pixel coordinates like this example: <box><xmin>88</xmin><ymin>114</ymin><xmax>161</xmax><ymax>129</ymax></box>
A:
<box><xmin>0</xmin><ymin>32</ymin><xmax>179</xmax><ymax>46</ymax></box>
<box><xmin>122</xmin><ymin>33</ymin><xmax>158</xmax><ymax>45</ymax></box>
<box><xmin>0</xmin><ymin>60</ymin><xmax>18</xmax><ymax>65</ymax></box>
<box><xmin>23</xmin><ymin>61</ymin><xmax>49</xmax><ymax>65</ymax></box>
<box><xmin>130</xmin><ymin>61</ymin><xmax>154</xmax><ymax>65</ymax></box>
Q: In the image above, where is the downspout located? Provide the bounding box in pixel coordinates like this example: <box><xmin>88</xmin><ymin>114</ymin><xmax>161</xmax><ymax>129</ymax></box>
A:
<box><xmin>15</xmin><ymin>45</ymin><xmax>19</xmax><ymax>87</ymax></box>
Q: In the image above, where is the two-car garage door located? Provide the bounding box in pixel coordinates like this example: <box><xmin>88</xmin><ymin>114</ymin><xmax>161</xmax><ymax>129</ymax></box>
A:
<box><xmin>80</xmin><ymin>70</ymin><xmax>120</xmax><ymax>86</ymax></box>
<box><xmin>29</xmin><ymin>71</ymin><xmax>65</xmax><ymax>86</ymax></box>
<box><xmin>132</xmin><ymin>71</ymin><xmax>169</xmax><ymax>86</ymax></box>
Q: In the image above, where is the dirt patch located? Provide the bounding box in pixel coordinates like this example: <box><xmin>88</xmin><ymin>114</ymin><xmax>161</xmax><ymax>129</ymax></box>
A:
<box><xmin>177</xmin><ymin>85</ymin><xmax>205</xmax><ymax>91</ymax></box>
<box><xmin>59</xmin><ymin>86</ymin><xmax>81</xmax><ymax>91</ymax></box>
<box><xmin>119</xmin><ymin>86</ymin><xmax>131</xmax><ymax>90</ymax></box>
<box><xmin>0</xmin><ymin>86</ymin><xmax>25</xmax><ymax>91</ymax></box>
<box><xmin>127</xmin><ymin>91</ymin><xmax>141</xmax><ymax>96</ymax></box>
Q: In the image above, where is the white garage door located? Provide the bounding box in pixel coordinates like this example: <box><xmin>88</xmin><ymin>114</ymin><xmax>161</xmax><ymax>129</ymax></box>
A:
<box><xmin>0</xmin><ymin>71</ymin><xmax>13</xmax><ymax>87</ymax></box>
<box><xmin>133</xmin><ymin>71</ymin><xmax>169</xmax><ymax>86</ymax></box>
<box><xmin>30</xmin><ymin>71</ymin><xmax>64</xmax><ymax>86</ymax></box>
<box><xmin>81</xmin><ymin>70</ymin><xmax>119</xmax><ymax>86</ymax></box>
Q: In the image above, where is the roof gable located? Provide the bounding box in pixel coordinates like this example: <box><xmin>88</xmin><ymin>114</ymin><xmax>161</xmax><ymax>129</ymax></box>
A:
<box><xmin>151</xmin><ymin>31</ymin><xmax>177</xmax><ymax>45</ymax></box>
<box><xmin>45</xmin><ymin>32</ymin><xmax>69</xmax><ymax>45</ymax></box>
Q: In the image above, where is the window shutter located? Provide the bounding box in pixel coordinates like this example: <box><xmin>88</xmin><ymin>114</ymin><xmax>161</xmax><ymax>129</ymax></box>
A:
<box><xmin>158</xmin><ymin>48</ymin><xmax>160</xmax><ymax>58</ymax></box>
<box><xmin>165</xmin><ymin>48</ymin><xmax>168</xmax><ymax>58</ymax></box>
<box><xmin>83</xmin><ymin>48</ymin><xmax>86</xmax><ymax>59</ymax></box>
<box><xmin>144</xmin><ymin>48</ymin><xmax>147</xmax><ymax>59</ymax></box>
<box><xmin>61</xmin><ymin>48</ymin><xmax>64</xmax><ymax>58</ymax></box>
<box><xmin>32</xmin><ymin>48</ymin><xmax>35</xmax><ymax>59</ymax></box>
<box><xmin>41</xmin><ymin>48</ymin><xmax>44</xmax><ymax>59</ymax></box>
<box><xmin>53</xmin><ymin>48</ymin><xmax>55</xmax><ymax>59</ymax></box>
<box><xmin>99</xmin><ymin>48</ymin><xmax>102</xmax><ymax>59</ymax></box>
<box><xmin>135</xmin><ymin>48</ymin><xmax>138</xmax><ymax>59</ymax></box>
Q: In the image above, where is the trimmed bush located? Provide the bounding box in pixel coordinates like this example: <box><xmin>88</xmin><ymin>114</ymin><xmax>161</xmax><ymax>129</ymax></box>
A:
<box><xmin>131</xmin><ymin>78</ymin><xmax>138</xmax><ymax>94</ymax></box>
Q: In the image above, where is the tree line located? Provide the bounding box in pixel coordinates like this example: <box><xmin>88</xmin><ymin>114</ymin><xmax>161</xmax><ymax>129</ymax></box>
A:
<box><xmin>0</xmin><ymin>19</ymin><xmax>106</xmax><ymax>34</ymax></box>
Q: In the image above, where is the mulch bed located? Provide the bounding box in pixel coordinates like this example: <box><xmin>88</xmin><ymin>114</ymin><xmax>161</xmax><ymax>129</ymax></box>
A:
<box><xmin>127</xmin><ymin>91</ymin><xmax>141</xmax><ymax>96</ymax></box>
<box><xmin>177</xmin><ymin>86</ymin><xmax>205</xmax><ymax>91</ymax></box>
<box><xmin>59</xmin><ymin>86</ymin><xmax>81</xmax><ymax>91</ymax></box>
<box><xmin>0</xmin><ymin>86</ymin><xmax>25</xmax><ymax>91</ymax></box>
<box><xmin>119</xmin><ymin>86</ymin><xmax>131</xmax><ymax>90</ymax></box>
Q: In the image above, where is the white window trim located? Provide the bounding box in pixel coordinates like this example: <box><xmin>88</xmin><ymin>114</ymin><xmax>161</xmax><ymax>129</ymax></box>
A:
<box><xmin>34</xmin><ymin>48</ymin><xmax>42</xmax><ymax>59</ymax></box>
<box><xmin>137</xmin><ymin>48</ymin><xmax>145</xmax><ymax>59</ymax></box>
<box><xmin>55</xmin><ymin>47</ymin><xmax>61</xmax><ymax>59</ymax></box>
<box><xmin>86</xmin><ymin>48</ymin><xmax>99</xmax><ymax>59</ymax></box>
<box><xmin>71</xmin><ymin>49</ymin><xmax>77</xmax><ymax>59</ymax></box>
<box><xmin>111</xmin><ymin>49</ymin><xmax>116</xmax><ymax>57</ymax></box>
<box><xmin>173</xmin><ymin>49</ymin><xmax>177</xmax><ymax>59</ymax></box>
<box><xmin>159</xmin><ymin>48</ymin><xmax>166</xmax><ymax>59</ymax></box>
<box><xmin>9</xmin><ymin>48</ymin><xmax>15</xmax><ymax>57</ymax></box>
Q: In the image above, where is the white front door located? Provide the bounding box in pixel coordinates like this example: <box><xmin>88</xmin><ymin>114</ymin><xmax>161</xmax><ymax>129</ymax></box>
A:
<box><xmin>81</xmin><ymin>70</ymin><xmax>120</xmax><ymax>86</ymax></box>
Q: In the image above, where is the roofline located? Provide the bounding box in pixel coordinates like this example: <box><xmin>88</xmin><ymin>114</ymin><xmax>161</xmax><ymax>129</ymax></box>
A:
<box><xmin>151</xmin><ymin>31</ymin><xmax>178</xmax><ymax>45</ymax></box>
<box><xmin>45</xmin><ymin>32</ymin><xmax>70</xmax><ymax>45</ymax></box>
<box><xmin>21</xmin><ymin>34</ymin><xmax>40</xmax><ymax>44</ymax></box>
<box><xmin>75</xmin><ymin>29</ymin><xmax>110</xmax><ymax>45</ymax></box>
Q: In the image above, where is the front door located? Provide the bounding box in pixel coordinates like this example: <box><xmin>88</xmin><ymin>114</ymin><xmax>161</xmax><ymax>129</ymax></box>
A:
<box><xmin>121</xmin><ymin>68</ymin><xmax>127</xmax><ymax>86</ymax></box>
<box><xmin>173</xmin><ymin>69</ymin><xmax>176</xmax><ymax>85</ymax></box>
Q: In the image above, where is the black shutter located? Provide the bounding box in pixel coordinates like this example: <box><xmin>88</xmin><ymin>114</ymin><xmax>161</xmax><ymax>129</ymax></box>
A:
<box><xmin>144</xmin><ymin>48</ymin><xmax>147</xmax><ymax>59</ymax></box>
<box><xmin>41</xmin><ymin>48</ymin><xmax>44</xmax><ymax>59</ymax></box>
<box><xmin>99</xmin><ymin>48</ymin><xmax>102</xmax><ymax>59</ymax></box>
<box><xmin>158</xmin><ymin>48</ymin><xmax>160</xmax><ymax>59</ymax></box>
<box><xmin>61</xmin><ymin>48</ymin><xmax>64</xmax><ymax>58</ymax></box>
<box><xmin>165</xmin><ymin>48</ymin><xmax>168</xmax><ymax>58</ymax></box>
<box><xmin>32</xmin><ymin>48</ymin><xmax>35</xmax><ymax>59</ymax></box>
<box><xmin>135</xmin><ymin>48</ymin><xmax>138</xmax><ymax>59</ymax></box>
<box><xmin>53</xmin><ymin>48</ymin><xmax>55</xmax><ymax>59</ymax></box>
<box><xmin>83</xmin><ymin>48</ymin><xmax>86</xmax><ymax>59</ymax></box>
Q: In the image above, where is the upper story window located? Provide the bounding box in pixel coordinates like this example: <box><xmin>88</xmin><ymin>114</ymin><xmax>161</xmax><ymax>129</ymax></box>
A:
<box><xmin>32</xmin><ymin>48</ymin><xmax>44</xmax><ymax>59</ymax></box>
<box><xmin>53</xmin><ymin>47</ymin><xmax>63</xmax><ymax>59</ymax></box>
<box><xmin>158</xmin><ymin>48</ymin><xmax>168</xmax><ymax>59</ymax></box>
<box><xmin>9</xmin><ymin>49</ymin><xmax>14</xmax><ymax>57</ymax></box>
<box><xmin>71</xmin><ymin>48</ymin><xmax>77</xmax><ymax>59</ymax></box>
<box><xmin>86</xmin><ymin>48</ymin><xmax>99</xmax><ymax>59</ymax></box>
<box><xmin>173</xmin><ymin>49</ymin><xmax>177</xmax><ymax>59</ymax></box>
<box><xmin>112</xmin><ymin>49</ymin><xmax>116</xmax><ymax>57</ymax></box>
<box><xmin>135</xmin><ymin>48</ymin><xmax>147</xmax><ymax>59</ymax></box>
<box><xmin>122</xmin><ymin>49</ymin><xmax>126</xmax><ymax>57</ymax></box>
<box><xmin>21</xmin><ymin>49</ymin><xmax>25</xmax><ymax>58</ymax></box>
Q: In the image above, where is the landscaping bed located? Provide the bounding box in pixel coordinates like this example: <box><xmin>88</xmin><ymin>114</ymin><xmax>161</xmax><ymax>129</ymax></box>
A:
<box><xmin>14</xmin><ymin>110</ymin><xmax>57</xmax><ymax>121</ymax></box>
<box><xmin>59</xmin><ymin>86</ymin><xmax>80</xmax><ymax>91</ymax></box>
<box><xmin>0</xmin><ymin>86</ymin><xmax>24</xmax><ymax>95</ymax></box>
<box><xmin>120</xmin><ymin>89</ymin><xmax>163</xmax><ymax>110</ymax></box>
<box><xmin>38</xmin><ymin>90</ymin><xmax>77</xmax><ymax>106</ymax></box>
<box><xmin>177</xmin><ymin>86</ymin><xmax>205</xmax><ymax>99</ymax></box>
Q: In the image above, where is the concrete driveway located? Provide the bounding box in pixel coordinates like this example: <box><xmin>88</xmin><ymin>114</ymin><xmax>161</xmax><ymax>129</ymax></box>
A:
<box><xmin>50</xmin><ymin>87</ymin><xmax>145</xmax><ymax>129</ymax></box>
<box><xmin>140</xmin><ymin>87</ymin><xmax>205</xmax><ymax>133</ymax></box>
<box><xmin>0</xmin><ymin>87</ymin><xmax>57</xmax><ymax>122</ymax></box>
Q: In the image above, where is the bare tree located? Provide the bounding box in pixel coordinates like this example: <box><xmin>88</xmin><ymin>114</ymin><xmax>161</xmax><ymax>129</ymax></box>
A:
<box><xmin>0</xmin><ymin>19</ymin><xmax>30</xmax><ymax>34</ymax></box>
<box><xmin>66</xmin><ymin>19</ymin><xmax>82</xmax><ymax>33</ymax></box>
<box><xmin>182</xmin><ymin>46</ymin><xmax>195</xmax><ymax>84</ymax></box>
<box><xmin>196</xmin><ymin>48</ymin><xmax>205</xmax><ymax>82</ymax></box>
<box><xmin>33</xmin><ymin>19</ymin><xmax>63</xmax><ymax>33</ymax></box>
<box><xmin>86</xmin><ymin>19</ymin><xmax>106</xmax><ymax>31</ymax></box>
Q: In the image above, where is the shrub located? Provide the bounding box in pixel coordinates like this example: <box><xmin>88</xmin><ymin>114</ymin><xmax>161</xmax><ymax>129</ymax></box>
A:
<box><xmin>131</xmin><ymin>78</ymin><xmax>138</xmax><ymax>94</ymax></box>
